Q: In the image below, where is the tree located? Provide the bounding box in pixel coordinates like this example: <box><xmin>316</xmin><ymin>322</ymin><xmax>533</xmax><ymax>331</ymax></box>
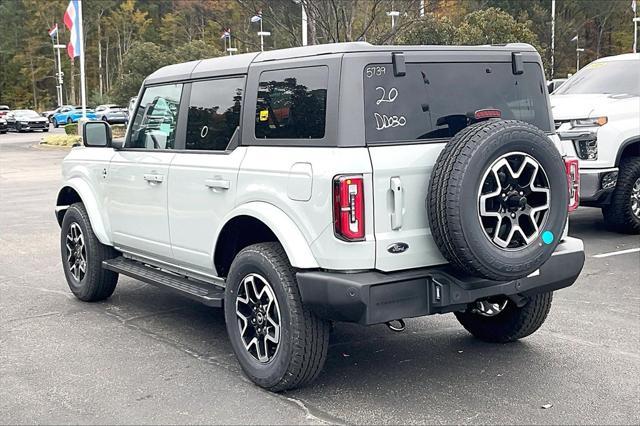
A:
<box><xmin>397</xmin><ymin>13</ymin><xmax>457</xmax><ymax>45</ymax></box>
<box><xmin>456</xmin><ymin>7</ymin><xmax>541</xmax><ymax>52</ymax></box>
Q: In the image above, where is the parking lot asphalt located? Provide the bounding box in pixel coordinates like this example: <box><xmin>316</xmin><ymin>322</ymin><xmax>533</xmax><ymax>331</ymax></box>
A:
<box><xmin>1</xmin><ymin>130</ymin><xmax>639</xmax><ymax>425</ymax></box>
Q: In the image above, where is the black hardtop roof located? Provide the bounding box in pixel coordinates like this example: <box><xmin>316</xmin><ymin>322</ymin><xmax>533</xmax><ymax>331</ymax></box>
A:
<box><xmin>145</xmin><ymin>41</ymin><xmax>538</xmax><ymax>84</ymax></box>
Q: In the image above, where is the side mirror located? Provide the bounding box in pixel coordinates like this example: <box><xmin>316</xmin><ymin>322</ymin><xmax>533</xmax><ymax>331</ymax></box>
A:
<box><xmin>83</xmin><ymin>121</ymin><xmax>112</xmax><ymax>147</ymax></box>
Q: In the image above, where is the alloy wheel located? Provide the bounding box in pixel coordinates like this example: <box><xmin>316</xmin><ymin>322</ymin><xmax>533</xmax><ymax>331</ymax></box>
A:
<box><xmin>235</xmin><ymin>273</ymin><xmax>281</xmax><ymax>363</ymax></box>
<box><xmin>65</xmin><ymin>222</ymin><xmax>87</xmax><ymax>282</ymax></box>
<box><xmin>631</xmin><ymin>177</ymin><xmax>640</xmax><ymax>219</ymax></box>
<box><xmin>478</xmin><ymin>152</ymin><xmax>551</xmax><ymax>250</ymax></box>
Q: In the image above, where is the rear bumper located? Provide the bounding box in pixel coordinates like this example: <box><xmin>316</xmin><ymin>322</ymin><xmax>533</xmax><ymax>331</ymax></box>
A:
<box><xmin>297</xmin><ymin>237</ymin><xmax>584</xmax><ymax>325</ymax></box>
<box><xmin>580</xmin><ymin>168</ymin><xmax>617</xmax><ymax>206</ymax></box>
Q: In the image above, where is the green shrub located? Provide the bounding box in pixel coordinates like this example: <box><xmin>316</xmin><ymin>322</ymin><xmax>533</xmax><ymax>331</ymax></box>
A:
<box><xmin>111</xmin><ymin>124</ymin><xmax>126</xmax><ymax>138</ymax></box>
<box><xmin>41</xmin><ymin>134</ymin><xmax>81</xmax><ymax>147</ymax></box>
<box><xmin>64</xmin><ymin>123</ymin><xmax>78</xmax><ymax>135</ymax></box>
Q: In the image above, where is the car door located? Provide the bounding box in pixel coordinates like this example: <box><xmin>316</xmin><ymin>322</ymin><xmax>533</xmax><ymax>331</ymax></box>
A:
<box><xmin>168</xmin><ymin>77</ymin><xmax>247</xmax><ymax>275</ymax></box>
<box><xmin>106</xmin><ymin>83</ymin><xmax>183</xmax><ymax>260</ymax></box>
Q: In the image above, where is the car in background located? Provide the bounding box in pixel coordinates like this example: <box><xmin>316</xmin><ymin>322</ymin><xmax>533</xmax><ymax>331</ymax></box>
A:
<box><xmin>95</xmin><ymin>104</ymin><xmax>128</xmax><ymax>124</ymax></box>
<box><xmin>0</xmin><ymin>105</ymin><xmax>10</xmax><ymax>118</ymax></box>
<box><xmin>42</xmin><ymin>105</ymin><xmax>75</xmax><ymax>122</ymax></box>
<box><xmin>52</xmin><ymin>106</ymin><xmax>97</xmax><ymax>127</ymax></box>
<box><xmin>552</xmin><ymin>53</ymin><xmax>640</xmax><ymax>233</ymax></box>
<box><xmin>547</xmin><ymin>78</ymin><xmax>567</xmax><ymax>93</ymax></box>
<box><xmin>5</xmin><ymin>109</ymin><xmax>49</xmax><ymax>132</ymax></box>
<box><xmin>0</xmin><ymin>117</ymin><xmax>7</xmax><ymax>134</ymax></box>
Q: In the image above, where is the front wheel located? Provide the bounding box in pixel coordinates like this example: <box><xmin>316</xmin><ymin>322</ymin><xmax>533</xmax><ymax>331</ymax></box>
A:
<box><xmin>67</xmin><ymin>117</ymin><xmax>73</xmax><ymax>124</ymax></box>
<box><xmin>602</xmin><ymin>157</ymin><xmax>640</xmax><ymax>234</ymax></box>
<box><xmin>455</xmin><ymin>292</ymin><xmax>553</xmax><ymax>343</ymax></box>
<box><xmin>53</xmin><ymin>118</ymin><xmax>59</xmax><ymax>128</ymax></box>
<box><xmin>60</xmin><ymin>203</ymin><xmax>119</xmax><ymax>302</ymax></box>
<box><xmin>224</xmin><ymin>242</ymin><xmax>330</xmax><ymax>392</ymax></box>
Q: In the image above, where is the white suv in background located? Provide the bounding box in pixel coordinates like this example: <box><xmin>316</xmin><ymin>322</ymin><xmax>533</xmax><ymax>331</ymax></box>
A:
<box><xmin>551</xmin><ymin>53</ymin><xmax>640</xmax><ymax>233</ymax></box>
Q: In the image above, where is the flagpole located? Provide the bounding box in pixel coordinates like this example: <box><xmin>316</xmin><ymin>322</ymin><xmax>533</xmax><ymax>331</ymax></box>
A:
<box><xmin>77</xmin><ymin>0</ymin><xmax>87</xmax><ymax>119</ymax></box>
<box><xmin>56</xmin><ymin>30</ymin><xmax>64</xmax><ymax>106</ymax></box>
<box><xmin>260</xmin><ymin>17</ymin><xmax>264</xmax><ymax>52</ymax></box>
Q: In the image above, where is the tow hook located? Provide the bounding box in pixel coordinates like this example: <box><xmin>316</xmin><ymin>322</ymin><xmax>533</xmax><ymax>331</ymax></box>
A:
<box><xmin>385</xmin><ymin>319</ymin><xmax>406</xmax><ymax>332</ymax></box>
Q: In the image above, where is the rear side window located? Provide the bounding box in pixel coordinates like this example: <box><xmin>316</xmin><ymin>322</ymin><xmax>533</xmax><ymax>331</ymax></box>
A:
<box><xmin>364</xmin><ymin>62</ymin><xmax>550</xmax><ymax>143</ymax></box>
<box><xmin>255</xmin><ymin>66</ymin><xmax>328</xmax><ymax>139</ymax></box>
<box><xmin>128</xmin><ymin>83</ymin><xmax>182</xmax><ymax>149</ymax></box>
<box><xmin>186</xmin><ymin>77</ymin><xmax>244</xmax><ymax>151</ymax></box>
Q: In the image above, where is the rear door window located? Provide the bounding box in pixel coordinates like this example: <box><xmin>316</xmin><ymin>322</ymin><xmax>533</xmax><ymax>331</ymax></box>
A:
<box><xmin>255</xmin><ymin>66</ymin><xmax>328</xmax><ymax>139</ymax></box>
<box><xmin>186</xmin><ymin>77</ymin><xmax>244</xmax><ymax>151</ymax></box>
<box><xmin>364</xmin><ymin>62</ymin><xmax>550</xmax><ymax>143</ymax></box>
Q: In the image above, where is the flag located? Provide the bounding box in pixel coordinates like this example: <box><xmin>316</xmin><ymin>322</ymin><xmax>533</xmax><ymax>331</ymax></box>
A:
<box><xmin>571</xmin><ymin>35</ymin><xmax>578</xmax><ymax>42</ymax></box>
<box><xmin>220</xmin><ymin>28</ymin><xmax>230</xmax><ymax>39</ymax></box>
<box><xmin>250</xmin><ymin>12</ymin><xmax>262</xmax><ymax>23</ymax></box>
<box><xmin>63</xmin><ymin>0</ymin><xmax>82</xmax><ymax>58</ymax></box>
<box><xmin>48</xmin><ymin>23</ymin><xmax>58</xmax><ymax>39</ymax></box>
<box><xmin>632</xmin><ymin>0</ymin><xmax>637</xmax><ymax>13</ymax></box>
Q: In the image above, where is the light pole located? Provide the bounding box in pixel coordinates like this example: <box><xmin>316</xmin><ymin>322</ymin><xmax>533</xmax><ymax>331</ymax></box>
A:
<box><xmin>633</xmin><ymin>17</ymin><xmax>639</xmax><ymax>54</ymax></box>
<box><xmin>551</xmin><ymin>0</ymin><xmax>556</xmax><ymax>79</ymax></box>
<box><xmin>571</xmin><ymin>34</ymin><xmax>584</xmax><ymax>71</ymax></box>
<box><xmin>251</xmin><ymin>12</ymin><xmax>270</xmax><ymax>51</ymax></box>
<box><xmin>387</xmin><ymin>10</ymin><xmax>400</xmax><ymax>30</ymax></box>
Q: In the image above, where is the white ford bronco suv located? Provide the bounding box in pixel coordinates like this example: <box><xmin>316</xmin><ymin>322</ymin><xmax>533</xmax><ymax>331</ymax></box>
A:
<box><xmin>551</xmin><ymin>53</ymin><xmax>640</xmax><ymax>233</ymax></box>
<box><xmin>56</xmin><ymin>42</ymin><xmax>585</xmax><ymax>391</ymax></box>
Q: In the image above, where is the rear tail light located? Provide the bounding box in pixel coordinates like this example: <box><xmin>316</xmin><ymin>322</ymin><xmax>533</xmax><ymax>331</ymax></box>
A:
<box><xmin>565</xmin><ymin>158</ymin><xmax>580</xmax><ymax>212</ymax></box>
<box><xmin>474</xmin><ymin>109</ymin><xmax>502</xmax><ymax>120</ymax></box>
<box><xmin>333</xmin><ymin>175</ymin><xmax>365</xmax><ymax>241</ymax></box>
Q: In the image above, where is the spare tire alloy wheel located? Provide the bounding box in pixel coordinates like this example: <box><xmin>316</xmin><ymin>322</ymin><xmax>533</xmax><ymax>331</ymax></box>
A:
<box><xmin>428</xmin><ymin>120</ymin><xmax>568</xmax><ymax>281</ymax></box>
<box><xmin>479</xmin><ymin>152</ymin><xmax>550</xmax><ymax>250</ymax></box>
<box><xmin>235</xmin><ymin>273</ymin><xmax>281</xmax><ymax>363</ymax></box>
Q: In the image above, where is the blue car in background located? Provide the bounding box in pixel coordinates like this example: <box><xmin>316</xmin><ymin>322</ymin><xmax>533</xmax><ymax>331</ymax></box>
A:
<box><xmin>52</xmin><ymin>106</ymin><xmax>97</xmax><ymax>127</ymax></box>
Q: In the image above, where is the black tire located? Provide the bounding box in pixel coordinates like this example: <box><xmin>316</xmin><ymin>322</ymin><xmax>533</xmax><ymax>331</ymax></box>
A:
<box><xmin>53</xmin><ymin>118</ymin><xmax>58</xmax><ymax>128</ymax></box>
<box><xmin>428</xmin><ymin>119</ymin><xmax>568</xmax><ymax>281</ymax></box>
<box><xmin>455</xmin><ymin>292</ymin><xmax>553</xmax><ymax>343</ymax></box>
<box><xmin>67</xmin><ymin>117</ymin><xmax>73</xmax><ymax>124</ymax></box>
<box><xmin>102</xmin><ymin>116</ymin><xmax>108</xmax><ymax>122</ymax></box>
<box><xmin>602</xmin><ymin>157</ymin><xmax>640</xmax><ymax>234</ymax></box>
<box><xmin>42</xmin><ymin>128</ymin><xmax>49</xmax><ymax>132</ymax></box>
<box><xmin>224</xmin><ymin>242</ymin><xmax>330</xmax><ymax>392</ymax></box>
<box><xmin>60</xmin><ymin>203</ymin><xmax>119</xmax><ymax>302</ymax></box>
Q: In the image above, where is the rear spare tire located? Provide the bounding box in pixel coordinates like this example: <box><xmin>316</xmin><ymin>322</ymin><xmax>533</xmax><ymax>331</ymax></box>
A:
<box><xmin>428</xmin><ymin>119</ymin><xmax>568</xmax><ymax>281</ymax></box>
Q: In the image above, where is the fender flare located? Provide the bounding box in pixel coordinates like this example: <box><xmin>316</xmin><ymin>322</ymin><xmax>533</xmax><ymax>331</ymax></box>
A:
<box><xmin>615</xmin><ymin>136</ymin><xmax>640</xmax><ymax>166</ymax></box>
<box><xmin>214</xmin><ymin>202</ymin><xmax>319</xmax><ymax>269</ymax></box>
<box><xmin>57</xmin><ymin>178</ymin><xmax>112</xmax><ymax>246</ymax></box>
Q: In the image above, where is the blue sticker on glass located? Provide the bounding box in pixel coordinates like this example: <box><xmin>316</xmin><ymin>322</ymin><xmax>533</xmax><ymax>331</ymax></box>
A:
<box><xmin>541</xmin><ymin>230</ymin><xmax>554</xmax><ymax>245</ymax></box>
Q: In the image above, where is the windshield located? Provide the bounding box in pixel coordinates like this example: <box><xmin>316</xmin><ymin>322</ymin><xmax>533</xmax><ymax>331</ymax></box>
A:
<box><xmin>364</xmin><ymin>62</ymin><xmax>550</xmax><ymax>143</ymax></box>
<box><xmin>15</xmin><ymin>110</ymin><xmax>40</xmax><ymax>118</ymax></box>
<box><xmin>554</xmin><ymin>59</ymin><xmax>640</xmax><ymax>96</ymax></box>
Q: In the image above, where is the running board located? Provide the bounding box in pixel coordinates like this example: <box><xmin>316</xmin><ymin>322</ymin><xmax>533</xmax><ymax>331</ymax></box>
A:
<box><xmin>102</xmin><ymin>257</ymin><xmax>224</xmax><ymax>307</ymax></box>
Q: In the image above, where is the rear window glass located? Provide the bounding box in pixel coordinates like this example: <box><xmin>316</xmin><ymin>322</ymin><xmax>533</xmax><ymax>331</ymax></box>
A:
<box><xmin>255</xmin><ymin>66</ymin><xmax>328</xmax><ymax>139</ymax></box>
<box><xmin>364</xmin><ymin>62</ymin><xmax>550</xmax><ymax>143</ymax></box>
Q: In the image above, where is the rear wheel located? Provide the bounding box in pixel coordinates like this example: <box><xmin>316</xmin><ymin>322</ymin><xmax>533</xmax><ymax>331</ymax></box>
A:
<box><xmin>455</xmin><ymin>292</ymin><xmax>553</xmax><ymax>343</ymax></box>
<box><xmin>602</xmin><ymin>157</ymin><xmax>640</xmax><ymax>234</ymax></box>
<box><xmin>60</xmin><ymin>203</ymin><xmax>119</xmax><ymax>302</ymax></box>
<box><xmin>224</xmin><ymin>242</ymin><xmax>330</xmax><ymax>392</ymax></box>
<box><xmin>53</xmin><ymin>118</ymin><xmax>59</xmax><ymax>128</ymax></box>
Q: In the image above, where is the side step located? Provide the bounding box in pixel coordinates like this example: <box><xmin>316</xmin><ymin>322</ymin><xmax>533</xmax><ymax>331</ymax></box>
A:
<box><xmin>103</xmin><ymin>257</ymin><xmax>224</xmax><ymax>307</ymax></box>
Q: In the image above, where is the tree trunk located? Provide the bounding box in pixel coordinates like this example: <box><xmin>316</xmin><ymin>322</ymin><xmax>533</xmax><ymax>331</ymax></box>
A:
<box><xmin>308</xmin><ymin>4</ymin><xmax>318</xmax><ymax>45</ymax></box>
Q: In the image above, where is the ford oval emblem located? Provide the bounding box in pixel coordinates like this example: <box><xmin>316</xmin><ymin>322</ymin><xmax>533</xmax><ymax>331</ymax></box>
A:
<box><xmin>387</xmin><ymin>242</ymin><xmax>409</xmax><ymax>254</ymax></box>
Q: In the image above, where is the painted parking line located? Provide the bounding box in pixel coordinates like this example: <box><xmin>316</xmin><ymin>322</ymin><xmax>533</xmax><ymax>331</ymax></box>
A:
<box><xmin>592</xmin><ymin>247</ymin><xmax>640</xmax><ymax>258</ymax></box>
